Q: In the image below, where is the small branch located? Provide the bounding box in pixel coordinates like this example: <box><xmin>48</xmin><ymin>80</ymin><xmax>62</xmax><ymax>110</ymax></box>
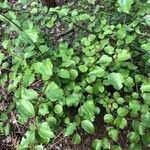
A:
<box><xmin>0</xmin><ymin>12</ymin><xmax>23</xmax><ymax>31</ymax></box>
<box><xmin>0</xmin><ymin>12</ymin><xmax>45</xmax><ymax>58</ymax></box>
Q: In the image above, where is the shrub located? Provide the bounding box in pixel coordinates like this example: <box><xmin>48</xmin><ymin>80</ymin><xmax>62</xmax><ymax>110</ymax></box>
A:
<box><xmin>0</xmin><ymin>0</ymin><xmax>150</xmax><ymax>149</ymax></box>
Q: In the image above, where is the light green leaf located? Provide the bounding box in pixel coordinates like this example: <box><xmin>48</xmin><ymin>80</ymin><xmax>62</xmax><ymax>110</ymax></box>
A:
<box><xmin>17</xmin><ymin>130</ymin><xmax>35</xmax><ymax>150</ymax></box>
<box><xmin>64</xmin><ymin>122</ymin><xmax>77</xmax><ymax>137</ymax></box>
<box><xmin>108</xmin><ymin>73</ymin><xmax>124</xmax><ymax>90</ymax></box>
<box><xmin>73</xmin><ymin>133</ymin><xmax>81</xmax><ymax>144</ymax></box>
<box><xmin>45</xmin><ymin>82</ymin><xmax>64</xmax><ymax>101</ymax></box>
<box><xmin>117</xmin><ymin>49</ymin><xmax>131</xmax><ymax>61</ymax></box>
<box><xmin>38</xmin><ymin>122</ymin><xmax>55</xmax><ymax>143</ymax></box>
<box><xmin>17</xmin><ymin>99</ymin><xmax>35</xmax><ymax>118</ymax></box>
<box><xmin>108</xmin><ymin>128</ymin><xmax>119</xmax><ymax>142</ymax></box>
<box><xmin>89</xmin><ymin>66</ymin><xmax>105</xmax><ymax>78</ymax></box>
<box><xmin>104</xmin><ymin>114</ymin><xmax>114</xmax><ymax>123</ymax></box>
<box><xmin>81</xmin><ymin>120</ymin><xmax>95</xmax><ymax>134</ymax></box>
<box><xmin>92</xmin><ymin>139</ymin><xmax>102</xmax><ymax>150</ymax></box>
<box><xmin>32</xmin><ymin>59</ymin><xmax>53</xmax><ymax>80</ymax></box>
<box><xmin>118</xmin><ymin>0</ymin><xmax>134</xmax><ymax>13</ymax></box>
<box><xmin>58</xmin><ymin>69</ymin><xmax>70</xmax><ymax>79</ymax></box>
<box><xmin>66</xmin><ymin>94</ymin><xmax>80</xmax><ymax>106</ymax></box>
<box><xmin>21</xmin><ymin>88</ymin><xmax>38</xmax><ymax>101</ymax></box>
<box><xmin>25</xmin><ymin>28</ymin><xmax>38</xmax><ymax>43</ymax></box>
<box><xmin>141</xmin><ymin>83</ymin><xmax>150</xmax><ymax>93</ymax></box>
<box><xmin>88</xmin><ymin>0</ymin><xmax>96</xmax><ymax>4</ymax></box>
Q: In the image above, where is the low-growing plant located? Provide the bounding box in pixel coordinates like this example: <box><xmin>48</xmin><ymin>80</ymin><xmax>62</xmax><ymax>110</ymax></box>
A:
<box><xmin>0</xmin><ymin>0</ymin><xmax>150</xmax><ymax>149</ymax></box>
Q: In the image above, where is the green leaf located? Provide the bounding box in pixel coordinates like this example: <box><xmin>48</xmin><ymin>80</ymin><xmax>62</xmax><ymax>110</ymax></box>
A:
<box><xmin>108</xmin><ymin>128</ymin><xmax>119</xmax><ymax>142</ymax></box>
<box><xmin>117</xmin><ymin>26</ymin><xmax>126</xmax><ymax>39</ymax></box>
<box><xmin>38</xmin><ymin>103</ymin><xmax>49</xmax><ymax>116</ymax></box>
<box><xmin>117</xmin><ymin>107</ymin><xmax>128</xmax><ymax>117</ymax></box>
<box><xmin>81</xmin><ymin>120</ymin><xmax>95</xmax><ymax>134</ymax></box>
<box><xmin>38</xmin><ymin>122</ymin><xmax>55</xmax><ymax>143</ymax></box>
<box><xmin>21</xmin><ymin>88</ymin><xmax>38</xmax><ymax>101</ymax></box>
<box><xmin>108</xmin><ymin>73</ymin><xmax>124</xmax><ymax>90</ymax></box>
<box><xmin>89</xmin><ymin>66</ymin><xmax>105</xmax><ymax>78</ymax></box>
<box><xmin>114</xmin><ymin>117</ymin><xmax>127</xmax><ymax>129</ymax></box>
<box><xmin>58</xmin><ymin>69</ymin><xmax>70</xmax><ymax>79</ymax></box>
<box><xmin>140</xmin><ymin>83</ymin><xmax>150</xmax><ymax>93</ymax></box>
<box><xmin>127</xmin><ymin>132</ymin><xmax>140</xmax><ymax>143</ymax></box>
<box><xmin>17</xmin><ymin>99</ymin><xmax>35</xmax><ymax>118</ymax></box>
<box><xmin>141</xmin><ymin>42</ymin><xmax>150</xmax><ymax>51</ymax></box>
<box><xmin>92</xmin><ymin>139</ymin><xmax>102</xmax><ymax>150</ymax></box>
<box><xmin>64</xmin><ymin>122</ymin><xmax>77</xmax><ymax>137</ymax></box>
<box><xmin>117</xmin><ymin>49</ymin><xmax>131</xmax><ymax>61</ymax></box>
<box><xmin>104</xmin><ymin>114</ymin><xmax>114</xmax><ymax>123</ymax></box>
<box><xmin>118</xmin><ymin>0</ymin><xmax>134</xmax><ymax>13</ymax></box>
<box><xmin>25</xmin><ymin>27</ymin><xmax>38</xmax><ymax>43</ymax></box>
<box><xmin>129</xmin><ymin>100</ymin><xmax>141</xmax><ymax>111</ymax></box>
<box><xmin>69</xmin><ymin>69</ymin><xmax>78</xmax><ymax>79</ymax></box>
<box><xmin>73</xmin><ymin>133</ymin><xmax>81</xmax><ymax>144</ymax></box>
<box><xmin>88</xmin><ymin>0</ymin><xmax>96</xmax><ymax>4</ymax></box>
<box><xmin>22</xmin><ymin>69</ymin><xmax>35</xmax><ymax>86</ymax></box>
<box><xmin>142</xmin><ymin>134</ymin><xmax>150</xmax><ymax>146</ymax></box>
<box><xmin>54</xmin><ymin>104</ymin><xmax>63</xmax><ymax>114</ymax></box>
<box><xmin>39</xmin><ymin>45</ymin><xmax>49</xmax><ymax>53</ymax></box>
<box><xmin>79</xmin><ymin>100</ymin><xmax>98</xmax><ymax>121</ymax></box>
<box><xmin>17</xmin><ymin>130</ymin><xmax>35</xmax><ymax>150</ymax></box>
<box><xmin>45</xmin><ymin>82</ymin><xmax>64</xmax><ymax>101</ymax></box>
<box><xmin>66</xmin><ymin>93</ymin><xmax>80</xmax><ymax>106</ymax></box>
<box><xmin>32</xmin><ymin>59</ymin><xmax>53</xmax><ymax>80</ymax></box>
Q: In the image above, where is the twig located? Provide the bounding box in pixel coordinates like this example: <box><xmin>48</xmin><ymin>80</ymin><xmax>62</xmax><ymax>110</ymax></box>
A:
<box><xmin>0</xmin><ymin>12</ymin><xmax>23</xmax><ymax>31</ymax></box>
<box><xmin>0</xmin><ymin>12</ymin><xmax>46</xmax><ymax>58</ymax></box>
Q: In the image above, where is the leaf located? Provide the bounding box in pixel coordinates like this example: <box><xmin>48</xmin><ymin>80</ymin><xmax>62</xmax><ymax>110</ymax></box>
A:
<box><xmin>129</xmin><ymin>100</ymin><xmax>141</xmax><ymax>111</ymax></box>
<box><xmin>79</xmin><ymin>100</ymin><xmax>98</xmax><ymax>121</ymax></box>
<box><xmin>64</xmin><ymin>122</ymin><xmax>77</xmax><ymax>137</ymax></box>
<box><xmin>21</xmin><ymin>88</ymin><xmax>38</xmax><ymax>101</ymax></box>
<box><xmin>0</xmin><ymin>52</ymin><xmax>4</xmax><ymax>65</ymax></box>
<box><xmin>127</xmin><ymin>132</ymin><xmax>140</xmax><ymax>143</ymax></box>
<box><xmin>73</xmin><ymin>133</ymin><xmax>81</xmax><ymax>144</ymax></box>
<box><xmin>92</xmin><ymin>139</ymin><xmax>102</xmax><ymax>150</ymax></box>
<box><xmin>39</xmin><ymin>45</ymin><xmax>49</xmax><ymax>53</ymax></box>
<box><xmin>89</xmin><ymin>66</ymin><xmax>105</xmax><ymax>78</ymax></box>
<box><xmin>58</xmin><ymin>69</ymin><xmax>70</xmax><ymax>79</ymax></box>
<box><xmin>117</xmin><ymin>49</ymin><xmax>131</xmax><ymax>61</ymax></box>
<box><xmin>142</xmin><ymin>134</ymin><xmax>150</xmax><ymax>146</ymax></box>
<box><xmin>114</xmin><ymin>117</ymin><xmax>127</xmax><ymax>129</ymax></box>
<box><xmin>108</xmin><ymin>73</ymin><xmax>124</xmax><ymax>90</ymax></box>
<box><xmin>117</xmin><ymin>26</ymin><xmax>126</xmax><ymax>39</ymax></box>
<box><xmin>117</xmin><ymin>107</ymin><xmax>128</xmax><ymax>117</ymax></box>
<box><xmin>69</xmin><ymin>69</ymin><xmax>78</xmax><ymax>80</ymax></box>
<box><xmin>88</xmin><ymin>0</ymin><xmax>96</xmax><ymax>4</ymax></box>
<box><xmin>141</xmin><ymin>42</ymin><xmax>150</xmax><ymax>51</ymax></box>
<box><xmin>108</xmin><ymin>128</ymin><xmax>119</xmax><ymax>142</ymax></box>
<box><xmin>22</xmin><ymin>69</ymin><xmax>35</xmax><ymax>86</ymax></box>
<box><xmin>140</xmin><ymin>83</ymin><xmax>150</xmax><ymax>93</ymax></box>
<box><xmin>17</xmin><ymin>99</ymin><xmax>35</xmax><ymax>118</ymax></box>
<box><xmin>38</xmin><ymin>122</ymin><xmax>55</xmax><ymax>141</ymax></box>
<box><xmin>17</xmin><ymin>130</ymin><xmax>35</xmax><ymax>150</ymax></box>
<box><xmin>32</xmin><ymin>59</ymin><xmax>53</xmax><ymax>80</ymax></box>
<box><xmin>54</xmin><ymin>104</ymin><xmax>63</xmax><ymax>114</ymax></box>
<box><xmin>118</xmin><ymin>0</ymin><xmax>134</xmax><ymax>13</ymax></box>
<box><xmin>81</xmin><ymin>120</ymin><xmax>95</xmax><ymax>134</ymax></box>
<box><xmin>25</xmin><ymin>27</ymin><xmax>38</xmax><ymax>43</ymax></box>
<box><xmin>66</xmin><ymin>94</ymin><xmax>80</xmax><ymax>106</ymax></box>
<box><xmin>45</xmin><ymin>82</ymin><xmax>64</xmax><ymax>101</ymax></box>
<box><xmin>104</xmin><ymin>114</ymin><xmax>114</xmax><ymax>123</ymax></box>
<box><xmin>38</xmin><ymin>103</ymin><xmax>49</xmax><ymax>116</ymax></box>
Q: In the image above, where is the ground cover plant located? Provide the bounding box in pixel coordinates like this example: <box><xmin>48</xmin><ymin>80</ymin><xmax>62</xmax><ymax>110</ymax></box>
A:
<box><xmin>0</xmin><ymin>0</ymin><xmax>150</xmax><ymax>149</ymax></box>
